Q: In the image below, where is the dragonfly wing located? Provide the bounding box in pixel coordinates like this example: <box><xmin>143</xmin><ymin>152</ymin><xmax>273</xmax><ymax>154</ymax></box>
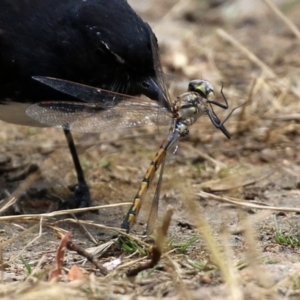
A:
<box><xmin>26</xmin><ymin>101</ymin><xmax>97</xmax><ymax>129</ymax></box>
<box><xmin>148</xmin><ymin>31</ymin><xmax>172</xmax><ymax>112</ymax></box>
<box><xmin>146</xmin><ymin>153</ymin><xmax>167</xmax><ymax>234</ymax></box>
<box><xmin>26</xmin><ymin>101</ymin><xmax>171</xmax><ymax>133</ymax></box>
<box><xmin>33</xmin><ymin>76</ymin><xmax>130</xmax><ymax>107</ymax></box>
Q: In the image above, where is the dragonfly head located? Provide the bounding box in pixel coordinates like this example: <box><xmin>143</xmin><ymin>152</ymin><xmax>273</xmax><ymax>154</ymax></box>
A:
<box><xmin>188</xmin><ymin>80</ymin><xmax>215</xmax><ymax>101</ymax></box>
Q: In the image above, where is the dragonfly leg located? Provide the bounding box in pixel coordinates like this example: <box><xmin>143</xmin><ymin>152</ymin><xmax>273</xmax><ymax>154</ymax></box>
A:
<box><xmin>206</xmin><ymin>84</ymin><xmax>245</xmax><ymax>139</ymax></box>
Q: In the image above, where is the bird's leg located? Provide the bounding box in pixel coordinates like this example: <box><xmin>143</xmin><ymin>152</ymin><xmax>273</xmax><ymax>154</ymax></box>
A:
<box><xmin>62</xmin><ymin>129</ymin><xmax>91</xmax><ymax>208</ymax></box>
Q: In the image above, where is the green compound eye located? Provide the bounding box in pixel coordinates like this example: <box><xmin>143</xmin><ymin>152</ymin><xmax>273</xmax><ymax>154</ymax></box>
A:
<box><xmin>188</xmin><ymin>79</ymin><xmax>215</xmax><ymax>101</ymax></box>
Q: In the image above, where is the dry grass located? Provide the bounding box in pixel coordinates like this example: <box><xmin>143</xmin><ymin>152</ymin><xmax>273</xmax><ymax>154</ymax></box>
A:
<box><xmin>1</xmin><ymin>0</ymin><xmax>300</xmax><ymax>299</ymax></box>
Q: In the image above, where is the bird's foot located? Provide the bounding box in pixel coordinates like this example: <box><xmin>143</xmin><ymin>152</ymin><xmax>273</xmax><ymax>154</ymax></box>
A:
<box><xmin>59</xmin><ymin>182</ymin><xmax>91</xmax><ymax>209</ymax></box>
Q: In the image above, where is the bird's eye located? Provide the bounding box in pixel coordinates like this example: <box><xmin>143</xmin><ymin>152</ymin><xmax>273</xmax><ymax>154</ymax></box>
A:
<box><xmin>141</xmin><ymin>81</ymin><xmax>150</xmax><ymax>89</ymax></box>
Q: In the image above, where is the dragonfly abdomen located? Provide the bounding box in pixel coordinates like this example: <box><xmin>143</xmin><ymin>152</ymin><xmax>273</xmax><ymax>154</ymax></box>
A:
<box><xmin>121</xmin><ymin>146</ymin><xmax>167</xmax><ymax>231</ymax></box>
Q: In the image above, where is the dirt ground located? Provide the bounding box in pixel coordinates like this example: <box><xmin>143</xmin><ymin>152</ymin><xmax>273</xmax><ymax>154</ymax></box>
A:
<box><xmin>1</xmin><ymin>0</ymin><xmax>300</xmax><ymax>299</ymax></box>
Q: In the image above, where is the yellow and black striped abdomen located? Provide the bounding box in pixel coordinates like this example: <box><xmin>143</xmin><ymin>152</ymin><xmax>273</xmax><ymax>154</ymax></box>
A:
<box><xmin>121</xmin><ymin>146</ymin><xmax>167</xmax><ymax>232</ymax></box>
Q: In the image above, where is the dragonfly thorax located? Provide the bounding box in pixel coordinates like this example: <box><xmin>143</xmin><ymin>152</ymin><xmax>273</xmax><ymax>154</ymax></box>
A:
<box><xmin>173</xmin><ymin>92</ymin><xmax>207</xmax><ymax>136</ymax></box>
<box><xmin>174</xmin><ymin>92</ymin><xmax>207</xmax><ymax>120</ymax></box>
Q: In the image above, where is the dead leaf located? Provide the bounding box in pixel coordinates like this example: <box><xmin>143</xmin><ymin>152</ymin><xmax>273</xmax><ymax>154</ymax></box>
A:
<box><xmin>48</xmin><ymin>231</ymin><xmax>71</xmax><ymax>282</ymax></box>
<box><xmin>68</xmin><ymin>265</ymin><xmax>85</xmax><ymax>281</ymax></box>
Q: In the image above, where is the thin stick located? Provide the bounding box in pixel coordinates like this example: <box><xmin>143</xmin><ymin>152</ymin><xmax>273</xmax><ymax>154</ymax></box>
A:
<box><xmin>0</xmin><ymin>202</ymin><xmax>131</xmax><ymax>221</ymax></box>
<box><xmin>0</xmin><ymin>169</ymin><xmax>42</xmax><ymax>214</ymax></box>
<box><xmin>216</xmin><ymin>29</ymin><xmax>276</xmax><ymax>78</ymax></box>
<box><xmin>126</xmin><ymin>206</ymin><xmax>174</xmax><ymax>277</ymax></box>
<box><xmin>66</xmin><ymin>240</ymin><xmax>108</xmax><ymax>275</ymax></box>
<box><xmin>70</xmin><ymin>213</ymin><xmax>98</xmax><ymax>245</ymax></box>
<box><xmin>198</xmin><ymin>191</ymin><xmax>300</xmax><ymax>213</ymax></box>
<box><xmin>261</xmin><ymin>0</ymin><xmax>300</xmax><ymax>41</ymax></box>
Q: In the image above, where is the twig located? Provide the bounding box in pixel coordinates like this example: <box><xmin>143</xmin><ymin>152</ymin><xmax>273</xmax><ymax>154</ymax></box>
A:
<box><xmin>261</xmin><ymin>0</ymin><xmax>300</xmax><ymax>41</ymax></box>
<box><xmin>198</xmin><ymin>191</ymin><xmax>300</xmax><ymax>213</ymax></box>
<box><xmin>0</xmin><ymin>202</ymin><xmax>131</xmax><ymax>221</ymax></box>
<box><xmin>66</xmin><ymin>240</ymin><xmax>108</xmax><ymax>276</ymax></box>
<box><xmin>217</xmin><ymin>28</ymin><xmax>276</xmax><ymax>78</ymax></box>
<box><xmin>70</xmin><ymin>214</ymin><xmax>98</xmax><ymax>245</ymax></box>
<box><xmin>126</xmin><ymin>206</ymin><xmax>174</xmax><ymax>277</ymax></box>
<box><xmin>0</xmin><ymin>169</ymin><xmax>41</xmax><ymax>214</ymax></box>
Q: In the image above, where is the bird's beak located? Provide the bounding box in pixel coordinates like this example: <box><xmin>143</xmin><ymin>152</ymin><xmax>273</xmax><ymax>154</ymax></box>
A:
<box><xmin>138</xmin><ymin>76</ymin><xmax>169</xmax><ymax>106</ymax></box>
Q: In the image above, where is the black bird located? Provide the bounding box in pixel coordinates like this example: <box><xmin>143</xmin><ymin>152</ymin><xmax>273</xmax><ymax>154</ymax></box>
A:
<box><xmin>0</xmin><ymin>0</ymin><xmax>166</xmax><ymax>208</ymax></box>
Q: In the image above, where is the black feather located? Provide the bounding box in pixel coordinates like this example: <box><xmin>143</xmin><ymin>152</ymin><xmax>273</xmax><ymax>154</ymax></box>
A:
<box><xmin>0</xmin><ymin>0</ymin><xmax>162</xmax><ymax>105</ymax></box>
<box><xmin>0</xmin><ymin>0</ymin><xmax>164</xmax><ymax>209</ymax></box>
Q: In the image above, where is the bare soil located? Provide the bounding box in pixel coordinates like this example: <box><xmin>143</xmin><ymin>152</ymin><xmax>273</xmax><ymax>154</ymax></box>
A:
<box><xmin>1</xmin><ymin>0</ymin><xmax>300</xmax><ymax>299</ymax></box>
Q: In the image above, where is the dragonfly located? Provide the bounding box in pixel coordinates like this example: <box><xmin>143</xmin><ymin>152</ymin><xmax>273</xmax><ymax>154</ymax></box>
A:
<box><xmin>26</xmin><ymin>28</ymin><xmax>241</xmax><ymax>233</ymax></box>
<box><xmin>120</xmin><ymin>80</ymin><xmax>241</xmax><ymax>233</ymax></box>
<box><xmin>26</xmin><ymin>75</ymin><xmax>241</xmax><ymax>233</ymax></box>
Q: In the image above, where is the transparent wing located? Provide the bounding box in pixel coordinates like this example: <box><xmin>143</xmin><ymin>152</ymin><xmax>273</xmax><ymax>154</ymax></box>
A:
<box><xmin>32</xmin><ymin>76</ymin><xmax>143</xmax><ymax>108</ymax></box>
<box><xmin>148</xmin><ymin>30</ymin><xmax>172</xmax><ymax>112</ymax></box>
<box><xmin>26</xmin><ymin>101</ymin><xmax>171</xmax><ymax>133</ymax></box>
<box><xmin>146</xmin><ymin>153</ymin><xmax>167</xmax><ymax>234</ymax></box>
